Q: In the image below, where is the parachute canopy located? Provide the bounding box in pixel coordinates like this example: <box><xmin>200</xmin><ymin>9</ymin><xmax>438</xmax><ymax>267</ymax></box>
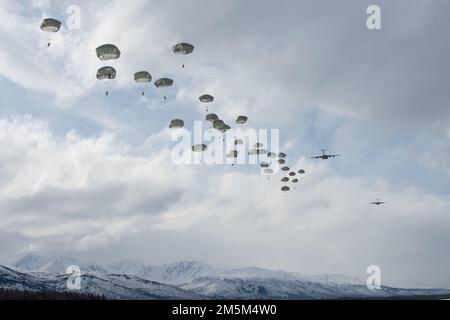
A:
<box><xmin>192</xmin><ymin>144</ymin><xmax>207</xmax><ymax>152</ymax></box>
<box><xmin>260</xmin><ymin>162</ymin><xmax>269</xmax><ymax>168</ymax></box>
<box><xmin>289</xmin><ymin>172</ymin><xmax>296</xmax><ymax>176</ymax></box>
<box><xmin>169</xmin><ymin>119</ymin><xmax>184</xmax><ymax>129</ymax></box>
<box><xmin>257</xmin><ymin>148</ymin><xmax>268</xmax><ymax>154</ymax></box>
<box><xmin>281</xmin><ymin>186</ymin><xmax>290</xmax><ymax>192</ymax></box>
<box><xmin>173</xmin><ymin>43</ymin><xmax>194</xmax><ymax>54</ymax></box>
<box><xmin>278</xmin><ymin>159</ymin><xmax>286</xmax><ymax>165</ymax></box>
<box><xmin>281</xmin><ymin>166</ymin><xmax>290</xmax><ymax>171</ymax></box>
<box><xmin>281</xmin><ymin>177</ymin><xmax>289</xmax><ymax>182</ymax></box>
<box><xmin>199</xmin><ymin>94</ymin><xmax>214</xmax><ymax>103</ymax></box>
<box><xmin>292</xmin><ymin>179</ymin><xmax>299</xmax><ymax>183</ymax></box>
<box><xmin>278</xmin><ymin>152</ymin><xmax>286</xmax><ymax>159</ymax></box>
<box><xmin>298</xmin><ymin>169</ymin><xmax>306</xmax><ymax>174</ymax></box>
<box><xmin>236</xmin><ymin>116</ymin><xmax>248</xmax><ymax>124</ymax></box>
<box><xmin>96</xmin><ymin>66</ymin><xmax>116</xmax><ymax>80</ymax></box>
<box><xmin>40</xmin><ymin>18</ymin><xmax>61</xmax><ymax>32</ymax></box>
<box><xmin>154</xmin><ymin>78</ymin><xmax>173</xmax><ymax>88</ymax></box>
<box><xmin>205</xmin><ymin>113</ymin><xmax>219</xmax><ymax>122</ymax></box>
<box><xmin>134</xmin><ymin>71</ymin><xmax>152</xmax><ymax>83</ymax></box>
<box><xmin>264</xmin><ymin>168</ymin><xmax>274</xmax><ymax>175</ymax></box>
<box><xmin>96</xmin><ymin>44</ymin><xmax>121</xmax><ymax>61</ymax></box>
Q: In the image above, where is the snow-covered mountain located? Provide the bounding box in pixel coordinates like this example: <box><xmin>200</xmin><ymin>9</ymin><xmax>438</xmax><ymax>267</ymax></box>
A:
<box><xmin>106</xmin><ymin>260</ymin><xmax>217</xmax><ymax>285</ymax></box>
<box><xmin>6</xmin><ymin>255</ymin><xmax>450</xmax><ymax>300</ymax></box>
<box><xmin>1</xmin><ymin>264</ymin><xmax>204</xmax><ymax>300</ymax></box>
<box><xmin>13</xmin><ymin>255</ymin><xmax>216</xmax><ymax>285</ymax></box>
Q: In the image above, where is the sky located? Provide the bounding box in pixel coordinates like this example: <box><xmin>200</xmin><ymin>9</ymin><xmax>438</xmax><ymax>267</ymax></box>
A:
<box><xmin>0</xmin><ymin>0</ymin><xmax>449</xmax><ymax>288</ymax></box>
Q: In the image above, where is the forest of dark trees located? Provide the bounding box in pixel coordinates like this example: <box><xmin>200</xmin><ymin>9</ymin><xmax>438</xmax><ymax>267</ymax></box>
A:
<box><xmin>0</xmin><ymin>288</ymin><xmax>105</xmax><ymax>300</ymax></box>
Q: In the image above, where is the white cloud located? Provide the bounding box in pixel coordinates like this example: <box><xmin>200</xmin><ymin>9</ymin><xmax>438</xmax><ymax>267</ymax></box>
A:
<box><xmin>0</xmin><ymin>116</ymin><xmax>450</xmax><ymax>288</ymax></box>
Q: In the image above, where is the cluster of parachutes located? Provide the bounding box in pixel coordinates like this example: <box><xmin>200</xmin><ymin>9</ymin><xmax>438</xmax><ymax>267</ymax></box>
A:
<box><xmin>258</xmin><ymin>149</ymin><xmax>307</xmax><ymax>193</ymax></box>
<box><xmin>169</xmin><ymin>92</ymin><xmax>250</xmax><ymax>157</ymax></box>
<box><xmin>41</xmin><ymin>17</ymin><xmax>305</xmax><ymax>194</ymax></box>
<box><xmin>94</xmin><ymin>43</ymin><xmax>186</xmax><ymax>97</ymax></box>
<box><xmin>280</xmin><ymin>166</ymin><xmax>307</xmax><ymax>193</ymax></box>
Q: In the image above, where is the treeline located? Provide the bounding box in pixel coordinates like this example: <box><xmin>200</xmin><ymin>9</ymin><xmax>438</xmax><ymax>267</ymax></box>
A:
<box><xmin>0</xmin><ymin>288</ymin><xmax>105</xmax><ymax>300</ymax></box>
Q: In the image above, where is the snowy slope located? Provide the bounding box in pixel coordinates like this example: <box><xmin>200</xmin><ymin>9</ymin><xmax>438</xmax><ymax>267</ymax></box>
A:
<box><xmin>180</xmin><ymin>275</ymin><xmax>449</xmax><ymax>300</ymax></box>
<box><xmin>14</xmin><ymin>255</ymin><xmax>217</xmax><ymax>285</ymax></box>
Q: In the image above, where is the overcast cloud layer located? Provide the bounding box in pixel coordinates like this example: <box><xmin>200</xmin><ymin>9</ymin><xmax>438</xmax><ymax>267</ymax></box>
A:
<box><xmin>0</xmin><ymin>0</ymin><xmax>449</xmax><ymax>288</ymax></box>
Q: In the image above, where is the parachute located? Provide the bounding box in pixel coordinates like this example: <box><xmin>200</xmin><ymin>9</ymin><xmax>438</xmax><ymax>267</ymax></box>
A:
<box><xmin>264</xmin><ymin>168</ymin><xmax>274</xmax><ymax>175</ymax></box>
<box><xmin>134</xmin><ymin>71</ymin><xmax>152</xmax><ymax>83</ymax></box>
<box><xmin>40</xmin><ymin>18</ymin><xmax>61</xmax><ymax>32</ymax></box>
<box><xmin>281</xmin><ymin>166</ymin><xmax>290</xmax><ymax>171</ymax></box>
<box><xmin>192</xmin><ymin>144</ymin><xmax>207</xmax><ymax>152</ymax></box>
<box><xmin>213</xmin><ymin>120</ymin><xmax>225</xmax><ymax>130</ymax></box>
<box><xmin>236</xmin><ymin>116</ymin><xmax>248</xmax><ymax>124</ymax></box>
<box><xmin>292</xmin><ymin>179</ymin><xmax>299</xmax><ymax>183</ymax></box>
<box><xmin>289</xmin><ymin>172</ymin><xmax>296</xmax><ymax>176</ymax></box>
<box><xmin>199</xmin><ymin>94</ymin><xmax>214</xmax><ymax>110</ymax></box>
<box><xmin>169</xmin><ymin>119</ymin><xmax>184</xmax><ymax>129</ymax></box>
<box><xmin>96</xmin><ymin>66</ymin><xmax>116</xmax><ymax>80</ymax></box>
<box><xmin>172</xmin><ymin>43</ymin><xmax>195</xmax><ymax>55</ymax></box>
<box><xmin>260</xmin><ymin>162</ymin><xmax>269</xmax><ymax>168</ymax></box>
<box><xmin>278</xmin><ymin>159</ymin><xmax>286</xmax><ymax>165</ymax></box>
<box><xmin>281</xmin><ymin>186</ymin><xmax>290</xmax><ymax>192</ymax></box>
<box><xmin>205</xmin><ymin>113</ymin><xmax>219</xmax><ymax>122</ymax></box>
<box><xmin>249</xmin><ymin>148</ymin><xmax>267</xmax><ymax>155</ymax></box>
<box><xmin>278</xmin><ymin>152</ymin><xmax>286</xmax><ymax>159</ymax></box>
<box><xmin>96</xmin><ymin>44</ymin><xmax>121</xmax><ymax>61</ymax></box>
<box><xmin>298</xmin><ymin>169</ymin><xmax>306</xmax><ymax>174</ymax></box>
<box><xmin>226</xmin><ymin>150</ymin><xmax>239</xmax><ymax>158</ymax></box>
<box><xmin>154</xmin><ymin>78</ymin><xmax>173</xmax><ymax>88</ymax></box>
<box><xmin>281</xmin><ymin>177</ymin><xmax>289</xmax><ymax>182</ymax></box>
<box><xmin>154</xmin><ymin>78</ymin><xmax>173</xmax><ymax>100</ymax></box>
<box><xmin>199</xmin><ymin>94</ymin><xmax>214</xmax><ymax>103</ymax></box>
<box><xmin>134</xmin><ymin>71</ymin><xmax>152</xmax><ymax>96</ymax></box>
<box><xmin>40</xmin><ymin>18</ymin><xmax>61</xmax><ymax>47</ymax></box>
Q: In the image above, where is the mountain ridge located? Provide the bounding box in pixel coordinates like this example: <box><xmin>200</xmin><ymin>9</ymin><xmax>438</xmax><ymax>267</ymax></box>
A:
<box><xmin>5</xmin><ymin>254</ymin><xmax>449</xmax><ymax>300</ymax></box>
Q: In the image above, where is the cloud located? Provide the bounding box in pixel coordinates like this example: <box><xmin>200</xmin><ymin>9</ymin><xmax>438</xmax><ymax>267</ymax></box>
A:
<box><xmin>2</xmin><ymin>0</ymin><xmax>449</xmax><ymax>126</ymax></box>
